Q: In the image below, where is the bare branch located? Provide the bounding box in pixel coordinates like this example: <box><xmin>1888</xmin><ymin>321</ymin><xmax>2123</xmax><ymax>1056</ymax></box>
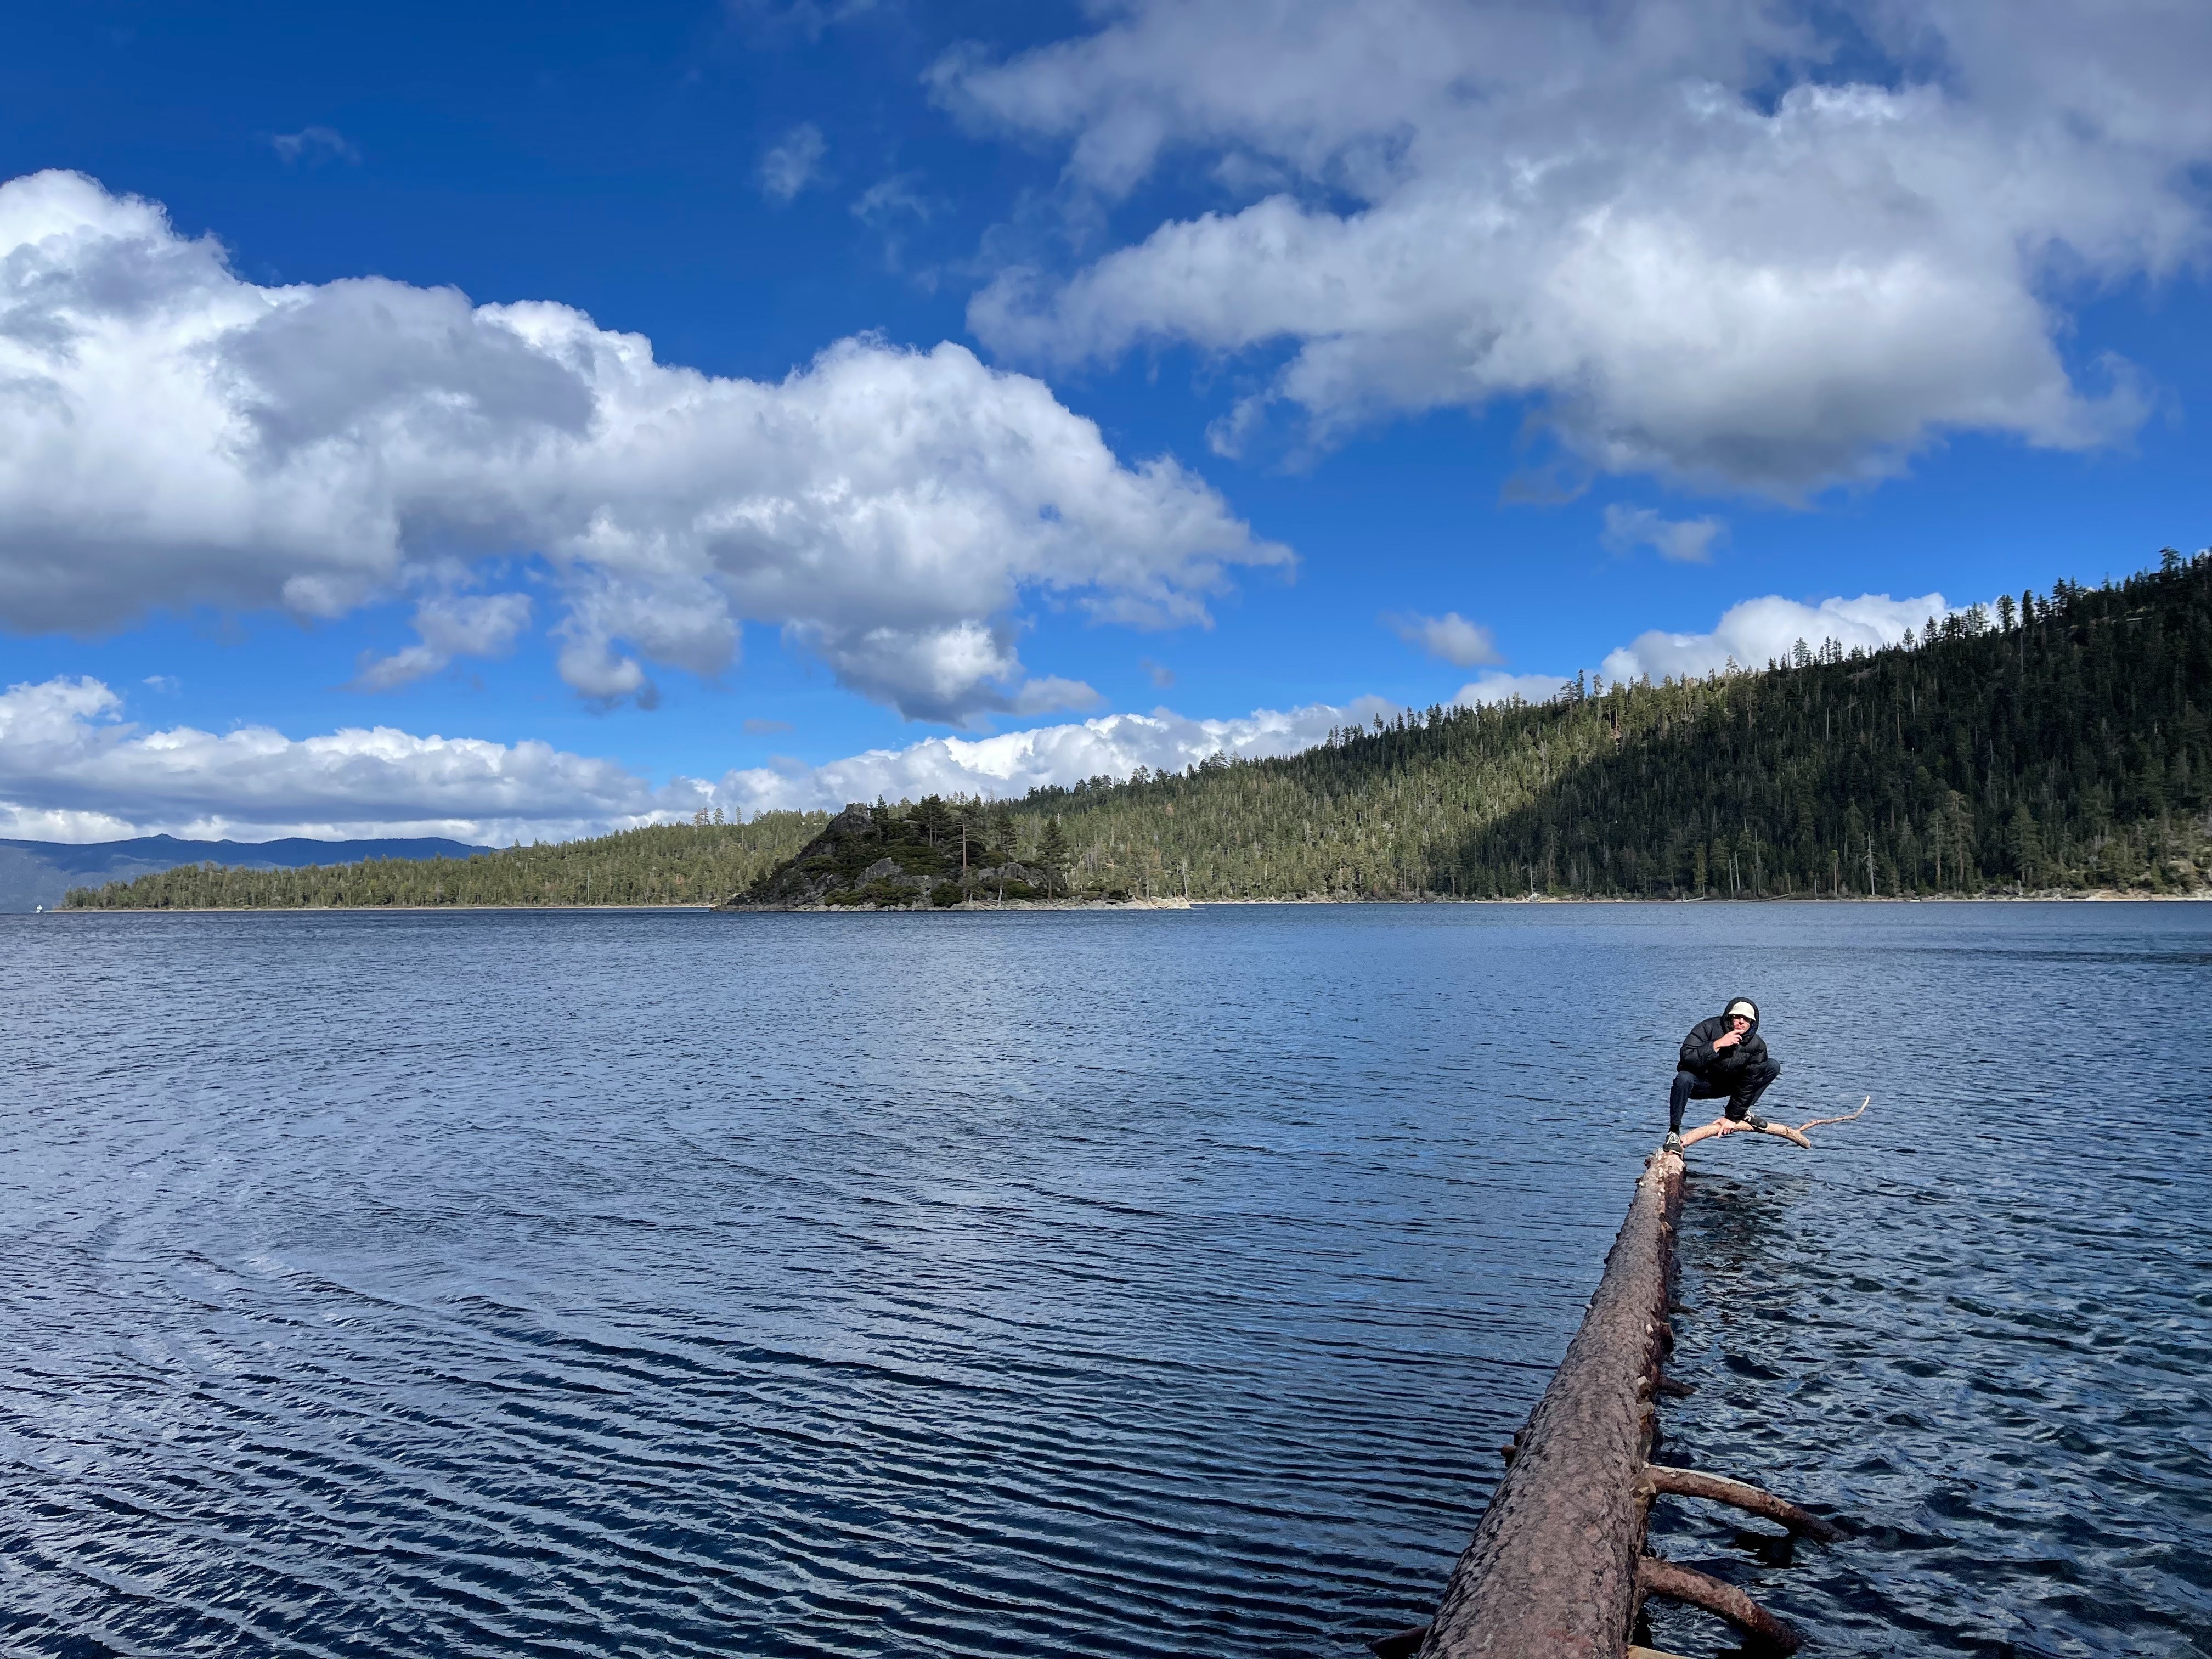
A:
<box><xmin>1795</xmin><ymin>1094</ymin><xmax>1872</xmax><ymax>1133</ymax></box>
<box><xmin>1677</xmin><ymin>1096</ymin><xmax>1871</xmax><ymax>1152</ymax></box>
<box><xmin>1635</xmin><ymin>1555</ymin><xmax>1800</xmax><ymax>1652</ymax></box>
<box><xmin>1645</xmin><ymin>1464</ymin><xmax>1843</xmax><ymax>1542</ymax></box>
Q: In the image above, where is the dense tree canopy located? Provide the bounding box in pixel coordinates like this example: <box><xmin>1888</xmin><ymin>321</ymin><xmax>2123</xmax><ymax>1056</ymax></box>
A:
<box><xmin>1006</xmin><ymin>550</ymin><xmax>2212</xmax><ymax>900</ymax></box>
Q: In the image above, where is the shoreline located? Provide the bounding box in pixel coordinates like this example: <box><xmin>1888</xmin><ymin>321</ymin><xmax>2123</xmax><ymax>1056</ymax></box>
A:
<box><xmin>716</xmin><ymin>896</ymin><xmax>1194</xmax><ymax>913</ymax></box>
<box><xmin>37</xmin><ymin>888</ymin><xmax>2210</xmax><ymax>915</ymax></box>
<box><xmin>1196</xmin><ymin>887</ymin><xmax>2212</xmax><ymax>905</ymax></box>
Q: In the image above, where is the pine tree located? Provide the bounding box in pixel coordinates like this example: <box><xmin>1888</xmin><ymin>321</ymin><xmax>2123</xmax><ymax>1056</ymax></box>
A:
<box><xmin>1035</xmin><ymin>816</ymin><xmax>1071</xmax><ymax>896</ymax></box>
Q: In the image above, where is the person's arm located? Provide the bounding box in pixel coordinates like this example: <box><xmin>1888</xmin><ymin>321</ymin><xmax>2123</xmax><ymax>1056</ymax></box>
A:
<box><xmin>1680</xmin><ymin>1023</ymin><xmax>1720</xmax><ymax>1068</ymax></box>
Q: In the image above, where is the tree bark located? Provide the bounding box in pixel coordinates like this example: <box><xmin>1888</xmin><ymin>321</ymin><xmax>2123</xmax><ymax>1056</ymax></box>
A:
<box><xmin>1417</xmin><ymin>1152</ymin><xmax>1683</xmax><ymax>1658</ymax></box>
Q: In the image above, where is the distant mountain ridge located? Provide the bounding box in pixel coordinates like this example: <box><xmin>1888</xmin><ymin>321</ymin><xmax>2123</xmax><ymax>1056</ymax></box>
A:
<box><xmin>56</xmin><ymin>817</ymin><xmax>825</xmax><ymax>910</ymax></box>
<box><xmin>0</xmin><ymin>835</ymin><xmax>490</xmax><ymax>913</ymax></box>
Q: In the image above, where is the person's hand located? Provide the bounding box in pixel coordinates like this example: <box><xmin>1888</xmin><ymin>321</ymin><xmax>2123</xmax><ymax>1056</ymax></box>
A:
<box><xmin>1712</xmin><ymin>1029</ymin><xmax>1742</xmax><ymax>1049</ymax></box>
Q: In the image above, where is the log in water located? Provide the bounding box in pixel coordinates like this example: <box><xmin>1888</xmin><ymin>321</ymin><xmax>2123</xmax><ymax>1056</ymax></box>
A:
<box><xmin>1409</xmin><ymin>1147</ymin><xmax>1826</xmax><ymax>1658</ymax></box>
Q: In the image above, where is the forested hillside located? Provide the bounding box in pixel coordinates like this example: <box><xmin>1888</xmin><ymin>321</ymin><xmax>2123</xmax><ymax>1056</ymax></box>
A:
<box><xmin>1006</xmin><ymin>550</ymin><xmax>2212</xmax><ymax>900</ymax></box>
<box><xmin>67</xmin><ymin>552</ymin><xmax>2212</xmax><ymax>909</ymax></box>
<box><xmin>63</xmin><ymin>814</ymin><xmax>824</xmax><ymax>910</ymax></box>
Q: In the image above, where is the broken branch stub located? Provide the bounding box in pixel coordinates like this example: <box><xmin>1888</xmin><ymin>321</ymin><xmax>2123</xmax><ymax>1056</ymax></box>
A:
<box><xmin>1645</xmin><ymin>1465</ymin><xmax>1843</xmax><ymax>1543</ymax></box>
<box><xmin>1635</xmin><ymin>1556</ymin><xmax>1801</xmax><ymax>1653</ymax></box>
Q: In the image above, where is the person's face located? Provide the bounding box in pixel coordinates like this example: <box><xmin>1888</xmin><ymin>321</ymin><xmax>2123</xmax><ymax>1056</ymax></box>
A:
<box><xmin>1729</xmin><ymin>1014</ymin><xmax>1752</xmax><ymax>1036</ymax></box>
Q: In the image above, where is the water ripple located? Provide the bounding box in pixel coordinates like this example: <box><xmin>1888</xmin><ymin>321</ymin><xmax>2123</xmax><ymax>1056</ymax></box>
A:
<box><xmin>1</xmin><ymin>904</ymin><xmax>2206</xmax><ymax>1656</ymax></box>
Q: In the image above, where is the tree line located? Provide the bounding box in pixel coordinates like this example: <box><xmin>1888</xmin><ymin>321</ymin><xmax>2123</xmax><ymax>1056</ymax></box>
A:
<box><xmin>68</xmin><ymin>550</ymin><xmax>2212</xmax><ymax>909</ymax></box>
<box><xmin>1002</xmin><ymin>549</ymin><xmax>2212</xmax><ymax>900</ymax></box>
<box><xmin>64</xmin><ymin>815</ymin><xmax>826</xmax><ymax>910</ymax></box>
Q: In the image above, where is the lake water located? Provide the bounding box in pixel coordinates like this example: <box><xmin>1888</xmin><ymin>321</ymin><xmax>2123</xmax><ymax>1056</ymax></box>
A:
<box><xmin>1</xmin><ymin>904</ymin><xmax>2205</xmax><ymax>1658</ymax></box>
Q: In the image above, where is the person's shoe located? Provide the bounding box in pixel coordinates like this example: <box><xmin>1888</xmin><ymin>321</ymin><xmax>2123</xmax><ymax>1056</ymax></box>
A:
<box><xmin>1662</xmin><ymin>1131</ymin><xmax>1684</xmax><ymax>1155</ymax></box>
<box><xmin>1743</xmin><ymin>1115</ymin><xmax>1769</xmax><ymax>1132</ymax></box>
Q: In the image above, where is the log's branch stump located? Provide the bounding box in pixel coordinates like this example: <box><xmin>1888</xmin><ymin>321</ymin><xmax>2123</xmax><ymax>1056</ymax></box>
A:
<box><xmin>1645</xmin><ymin>1465</ymin><xmax>1842</xmax><ymax>1542</ymax></box>
<box><xmin>1634</xmin><ymin>1556</ymin><xmax>1800</xmax><ymax>1652</ymax></box>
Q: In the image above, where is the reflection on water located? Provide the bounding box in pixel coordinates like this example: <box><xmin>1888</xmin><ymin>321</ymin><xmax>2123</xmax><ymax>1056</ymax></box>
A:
<box><xmin>0</xmin><ymin>904</ymin><xmax>2205</xmax><ymax>1657</ymax></box>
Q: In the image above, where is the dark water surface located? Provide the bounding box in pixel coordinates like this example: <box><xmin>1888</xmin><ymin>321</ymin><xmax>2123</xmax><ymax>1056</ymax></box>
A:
<box><xmin>0</xmin><ymin>905</ymin><xmax>2204</xmax><ymax>1657</ymax></box>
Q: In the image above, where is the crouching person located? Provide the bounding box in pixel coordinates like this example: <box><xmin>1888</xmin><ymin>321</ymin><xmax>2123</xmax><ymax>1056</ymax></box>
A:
<box><xmin>1664</xmin><ymin>997</ymin><xmax>1780</xmax><ymax>1154</ymax></box>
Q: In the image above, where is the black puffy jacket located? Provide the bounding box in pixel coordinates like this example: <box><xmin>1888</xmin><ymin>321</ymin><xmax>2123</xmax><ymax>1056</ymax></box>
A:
<box><xmin>1678</xmin><ymin>1000</ymin><xmax>1767</xmax><ymax>1081</ymax></box>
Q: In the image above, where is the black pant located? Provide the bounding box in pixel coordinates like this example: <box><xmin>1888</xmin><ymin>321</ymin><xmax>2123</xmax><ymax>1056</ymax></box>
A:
<box><xmin>1669</xmin><ymin>1060</ymin><xmax>1780</xmax><ymax>1132</ymax></box>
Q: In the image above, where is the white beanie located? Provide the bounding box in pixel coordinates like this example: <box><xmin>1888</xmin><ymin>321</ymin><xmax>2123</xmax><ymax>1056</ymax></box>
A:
<box><xmin>1724</xmin><ymin>999</ymin><xmax>1758</xmax><ymax>1023</ymax></box>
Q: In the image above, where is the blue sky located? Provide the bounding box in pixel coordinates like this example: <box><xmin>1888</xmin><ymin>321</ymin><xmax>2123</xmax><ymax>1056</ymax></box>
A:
<box><xmin>2</xmin><ymin>0</ymin><xmax>2208</xmax><ymax>841</ymax></box>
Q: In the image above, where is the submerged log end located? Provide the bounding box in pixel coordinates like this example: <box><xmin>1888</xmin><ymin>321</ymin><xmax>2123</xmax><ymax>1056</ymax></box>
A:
<box><xmin>1371</xmin><ymin>1623</ymin><xmax>1430</xmax><ymax>1659</ymax></box>
<box><xmin>1636</xmin><ymin>1555</ymin><xmax>1800</xmax><ymax>1654</ymax></box>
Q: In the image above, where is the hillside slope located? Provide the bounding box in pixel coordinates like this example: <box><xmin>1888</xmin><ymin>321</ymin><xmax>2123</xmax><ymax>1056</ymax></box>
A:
<box><xmin>61</xmin><ymin>816</ymin><xmax>824</xmax><ymax>910</ymax></box>
<box><xmin>4</xmin><ymin>834</ymin><xmax>487</xmax><ymax>913</ymax></box>
<box><xmin>997</xmin><ymin>551</ymin><xmax>2211</xmax><ymax>900</ymax></box>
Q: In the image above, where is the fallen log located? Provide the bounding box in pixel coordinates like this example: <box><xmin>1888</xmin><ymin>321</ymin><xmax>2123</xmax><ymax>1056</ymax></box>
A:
<box><xmin>1408</xmin><ymin>1145</ymin><xmax>1832</xmax><ymax>1658</ymax></box>
<box><xmin>1417</xmin><ymin>1151</ymin><xmax>1683</xmax><ymax>1658</ymax></box>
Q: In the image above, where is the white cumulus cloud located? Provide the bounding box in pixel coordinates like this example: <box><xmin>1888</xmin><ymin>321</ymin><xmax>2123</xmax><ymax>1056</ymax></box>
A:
<box><xmin>944</xmin><ymin>0</ymin><xmax>2203</xmax><ymax>496</ymax></box>
<box><xmin>0</xmin><ymin>170</ymin><xmax>1284</xmax><ymax>723</ymax></box>
<box><xmin>353</xmin><ymin>591</ymin><xmax>534</xmax><ymax>691</ymax></box>
<box><xmin>713</xmin><ymin>696</ymin><xmax>1394</xmax><ymax>815</ymax></box>
<box><xmin>0</xmin><ymin>675</ymin><xmax>699</xmax><ymax>844</ymax></box>
<box><xmin>1451</xmin><ymin>670</ymin><xmax>1571</xmax><ymax>707</ymax></box>
<box><xmin>1600</xmin><ymin>591</ymin><xmax>1948</xmax><ymax>682</ymax></box>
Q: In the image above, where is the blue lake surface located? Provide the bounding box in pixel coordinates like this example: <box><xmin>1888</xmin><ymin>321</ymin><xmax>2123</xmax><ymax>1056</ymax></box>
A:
<box><xmin>0</xmin><ymin>904</ymin><xmax>2205</xmax><ymax>1657</ymax></box>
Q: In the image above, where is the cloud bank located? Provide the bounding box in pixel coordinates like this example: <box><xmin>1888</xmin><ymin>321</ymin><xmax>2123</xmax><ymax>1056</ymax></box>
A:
<box><xmin>0</xmin><ymin>673</ymin><xmax>1384</xmax><ymax>843</ymax></box>
<box><xmin>0</xmin><ymin>592</ymin><xmax>1957</xmax><ymax>842</ymax></box>
<box><xmin>1600</xmin><ymin>591</ymin><xmax>1947</xmax><ymax>683</ymax></box>
<box><xmin>716</xmin><ymin>696</ymin><xmax>1393</xmax><ymax>816</ymax></box>
<box><xmin>946</xmin><ymin>0</ymin><xmax>2205</xmax><ymax>495</ymax></box>
<box><xmin>0</xmin><ymin>676</ymin><xmax>697</xmax><ymax>844</ymax></box>
<box><xmin>0</xmin><ymin>170</ymin><xmax>1284</xmax><ymax>723</ymax></box>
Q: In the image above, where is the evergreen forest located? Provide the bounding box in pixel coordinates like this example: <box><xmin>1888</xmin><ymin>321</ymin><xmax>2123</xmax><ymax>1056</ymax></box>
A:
<box><xmin>64</xmin><ymin>815</ymin><xmax>825</xmax><ymax>910</ymax></box>
<box><xmin>65</xmin><ymin>552</ymin><xmax>2212</xmax><ymax>909</ymax></box>
<box><xmin>1013</xmin><ymin>551</ymin><xmax>2211</xmax><ymax>900</ymax></box>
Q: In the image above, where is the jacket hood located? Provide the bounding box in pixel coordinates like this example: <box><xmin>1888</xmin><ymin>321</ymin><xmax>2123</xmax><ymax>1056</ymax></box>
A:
<box><xmin>1723</xmin><ymin>997</ymin><xmax>1761</xmax><ymax>1032</ymax></box>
